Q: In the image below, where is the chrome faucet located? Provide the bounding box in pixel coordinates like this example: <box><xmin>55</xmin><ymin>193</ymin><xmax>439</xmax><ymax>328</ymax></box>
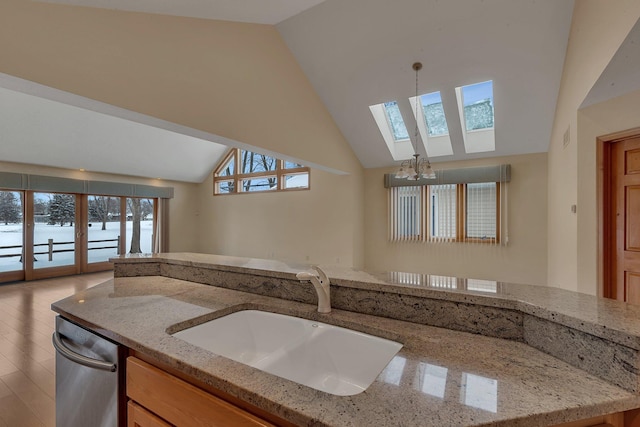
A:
<box><xmin>296</xmin><ymin>266</ymin><xmax>331</xmax><ymax>313</ymax></box>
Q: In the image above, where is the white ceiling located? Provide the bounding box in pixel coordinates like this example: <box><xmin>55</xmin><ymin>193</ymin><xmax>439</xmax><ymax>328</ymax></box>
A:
<box><xmin>7</xmin><ymin>0</ymin><xmax>637</xmax><ymax>182</ymax></box>
<box><xmin>0</xmin><ymin>74</ymin><xmax>228</xmax><ymax>183</ymax></box>
<box><xmin>37</xmin><ymin>0</ymin><xmax>328</xmax><ymax>25</ymax></box>
<box><xmin>277</xmin><ymin>0</ymin><xmax>576</xmax><ymax>168</ymax></box>
<box><xmin>581</xmin><ymin>18</ymin><xmax>640</xmax><ymax>108</ymax></box>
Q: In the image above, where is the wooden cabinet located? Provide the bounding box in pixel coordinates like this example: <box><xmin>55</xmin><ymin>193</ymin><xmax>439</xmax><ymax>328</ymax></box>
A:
<box><xmin>126</xmin><ymin>356</ymin><xmax>640</xmax><ymax>427</ymax></box>
<box><xmin>126</xmin><ymin>357</ymin><xmax>276</xmax><ymax>427</ymax></box>
<box><xmin>128</xmin><ymin>401</ymin><xmax>172</xmax><ymax>427</ymax></box>
<box><xmin>552</xmin><ymin>411</ymin><xmax>631</xmax><ymax>427</ymax></box>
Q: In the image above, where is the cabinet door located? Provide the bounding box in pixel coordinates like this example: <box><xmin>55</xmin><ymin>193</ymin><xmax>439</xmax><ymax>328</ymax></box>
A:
<box><xmin>551</xmin><ymin>412</ymin><xmax>624</xmax><ymax>427</ymax></box>
<box><xmin>128</xmin><ymin>401</ymin><xmax>173</xmax><ymax>427</ymax></box>
<box><xmin>127</xmin><ymin>357</ymin><xmax>275</xmax><ymax>427</ymax></box>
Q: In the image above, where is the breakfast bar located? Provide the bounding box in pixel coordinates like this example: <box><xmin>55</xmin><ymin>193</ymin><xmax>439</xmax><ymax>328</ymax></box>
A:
<box><xmin>51</xmin><ymin>253</ymin><xmax>640</xmax><ymax>426</ymax></box>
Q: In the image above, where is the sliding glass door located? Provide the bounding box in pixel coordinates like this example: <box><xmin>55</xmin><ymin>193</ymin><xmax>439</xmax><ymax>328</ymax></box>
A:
<box><xmin>26</xmin><ymin>192</ymin><xmax>79</xmax><ymax>280</ymax></box>
<box><xmin>81</xmin><ymin>196</ymin><xmax>156</xmax><ymax>273</ymax></box>
<box><xmin>0</xmin><ymin>192</ymin><xmax>157</xmax><ymax>283</ymax></box>
<box><xmin>125</xmin><ymin>198</ymin><xmax>155</xmax><ymax>255</ymax></box>
<box><xmin>83</xmin><ymin>195</ymin><xmax>122</xmax><ymax>272</ymax></box>
<box><xmin>0</xmin><ymin>190</ymin><xmax>25</xmax><ymax>282</ymax></box>
<box><xmin>32</xmin><ymin>192</ymin><xmax>78</xmax><ymax>270</ymax></box>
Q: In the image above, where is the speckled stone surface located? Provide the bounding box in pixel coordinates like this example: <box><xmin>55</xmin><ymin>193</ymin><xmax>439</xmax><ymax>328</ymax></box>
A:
<box><xmin>53</xmin><ymin>276</ymin><xmax>640</xmax><ymax>427</ymax></box>
<box><xmin>111</xmin><ymin>253</ymin><xmax>640</xmax><ymax>393</ymax></box>
<box><xmin>523</xmin><ymin>315</ymin><xmax>640</xmax><ymax>393</ymax></box>
<box><xmin>112</xmin><ymin>253</ymin><xmax>640</xmax><ymax>348</ymax></box>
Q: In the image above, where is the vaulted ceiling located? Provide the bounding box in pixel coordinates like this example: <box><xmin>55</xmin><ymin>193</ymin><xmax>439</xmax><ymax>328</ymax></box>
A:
<box><xmin>1</xmin><ymin>1</ymin><xmax>638</xmax><ymax>182</ymax></box>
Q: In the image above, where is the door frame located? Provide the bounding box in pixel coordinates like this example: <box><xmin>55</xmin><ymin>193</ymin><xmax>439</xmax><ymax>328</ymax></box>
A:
<box><xmin>81</xmin><ymin>195</ymin><xmax>118</xmax><ymax>274</ymax></box>
<box><xmin>25</xmin><ymin>192</ymin><xmax>82</xmax><ymax>281</ymax></box>
<box><xmin>598</xmin><ymin>126</ymin><xmax>640</xmax><ymax>299</ymax></box>
<box><xmin>0</xmin><ymin>190</ymin><xmax>160</xmax><ymax>284</ymax></box>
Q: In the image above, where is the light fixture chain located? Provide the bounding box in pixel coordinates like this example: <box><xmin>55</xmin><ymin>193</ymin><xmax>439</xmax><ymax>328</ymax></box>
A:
<box><xmin>394</xmin><ymin>61</ymin><xmax>435</xmax><ymax>181</ymax></box>
<box><xmin>415</xmin><ymin>63</ymin><xmax>419</xmax><ymax>153</ymax></box>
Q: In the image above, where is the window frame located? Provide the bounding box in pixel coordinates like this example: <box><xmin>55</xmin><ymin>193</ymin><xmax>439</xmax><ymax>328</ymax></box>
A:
<box><xmin>389</xmin><ymin>182</ymin><xmax>501</xmax><ymax>244</ymax></box>
<box><xmin>213</xmin><ymin>149</ymin><xmax>310</xmax><ymax>196</ymax></box>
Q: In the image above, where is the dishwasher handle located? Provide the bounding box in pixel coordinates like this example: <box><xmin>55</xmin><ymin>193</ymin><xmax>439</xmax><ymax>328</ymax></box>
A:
<box><xmin>52</xmin><ymin>332</ymin><xmax>117</xmax><ymax>372</ymax></box>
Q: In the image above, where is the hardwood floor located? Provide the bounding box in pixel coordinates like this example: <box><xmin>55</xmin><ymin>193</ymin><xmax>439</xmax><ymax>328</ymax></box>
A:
<box><xmin>0</xmin><ymin>272</ymin><xmax>113</xmax><ymax>427</ymax></box>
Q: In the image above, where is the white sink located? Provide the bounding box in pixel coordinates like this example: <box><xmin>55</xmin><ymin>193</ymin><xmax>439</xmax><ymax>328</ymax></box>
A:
<box><xmin>172</xmin><ymin>310</ymin><xmax>402</xmax><ymax>396</ymax></box>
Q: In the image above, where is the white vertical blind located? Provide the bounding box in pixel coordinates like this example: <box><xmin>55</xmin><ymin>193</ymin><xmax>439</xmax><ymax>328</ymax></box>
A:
<box><xmin>389</xmin><ymin>186</ymin><xmax>423</xmax><ymax>241</ymax></box>
<box><xmin>430</xmin><ymin>184</ymin><xmax>456</xmax><ymax>242</ymax></box>
<box><xmin>466</xmin><ymin>182</ymin><xmax>496</xmax><ymax>244</ymax></box>
<box><xmin>389</xmin><ymin>178</ymin><xmax>508</xmax><ymax>245</ymax></box>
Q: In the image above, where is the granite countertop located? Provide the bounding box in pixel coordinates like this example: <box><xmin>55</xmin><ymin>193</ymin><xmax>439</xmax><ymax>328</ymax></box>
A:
<box><xmin>114</xmin><ymin>253</ymin><xmax>640</xmax><ymax>351</ymax></box>
<box><xmin>52</xmin><ymin>273</ymin><xmax>640</xmax><ymax>427</ymax></box>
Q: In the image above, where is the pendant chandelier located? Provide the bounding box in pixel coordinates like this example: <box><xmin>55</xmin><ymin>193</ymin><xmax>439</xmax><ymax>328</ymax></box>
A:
<box><xmin>395</xmin><ymin>62</ymin><xmax>436</xmax><ymax>180</ymax></box>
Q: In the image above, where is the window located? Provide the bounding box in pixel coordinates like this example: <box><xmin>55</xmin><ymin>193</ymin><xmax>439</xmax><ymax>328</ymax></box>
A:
<box><xmin>389</xmin><ymin>186</ymin><xmax>424</xmax><ymax>240</ymax></box>
<box><xmin>466</xmin><ymin>182</ymin><xmax>497</xmax><ymax>241</ymax></box>
<box><xmin>370</xmin><ymin>101</ymin><xmax>415</xmax><ymax>162</ymax></box>
<box><xmin>420</xmin><ymin>92</ymin><xmax>449</xmax><ymax>136</ymax></box>
<box><xmin>409</xmin><ymin>91</ymin><xmax>454</xmax><ymax>158</ymax></box>
<box><xmin>430</xmin><ymin>184</ymin><xmax>458</xmax><ymax>239</ymax></box>
<box><xmin>0</xmin><ymin>190</ymin><xmax>23</xmax><ymax>274</ymax></box>
<box><xmin>455</xmin><ymin>80</ymin><xmax>495</xmax><ymax>154</ymax></box>
<box><xmin>383</xmin><ymin>101</ymin><xmax>410</xmax><ymax>142</ymax></box>
<box><xmin>460</xmin><ymin>81</ymin><xmax>494</xmax><ymax>131</ymax></box>
<box><xmin>389</xmin><ymin>182</ymin><xmax>501</xmax><ymax>243</ymax></box>
<box><xmin>213</xmin><ymin>149</ymin><xmax>310</xmax><ymax>195</ymax></box>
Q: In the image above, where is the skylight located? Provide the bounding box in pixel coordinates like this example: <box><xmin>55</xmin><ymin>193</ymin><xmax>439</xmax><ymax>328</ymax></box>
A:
<box><xmin>421</xmin><ymin>92</ymin><xmax>448</xmax><ymax>136</ymax></box>
<box><xmin>370</xmin><ymin>101</ymin><xmax>415</xmax><ymax>161</ymax></box>
<box><xmin>373</xmin><ymin>79</ymin><xmax>496</xmax><ymax>161</ymax></box>
<box><xmin>455</xmin><ymin>80</ymin><xmax>495</xmax><ymax>154</ymax></box>
<box><xmin>461</xmin><ymin>81</ymin><xmax>494</xmax><ymax>131</ymax></box>
<box><xmin>383</xmin><ymin>101</ymin><xmax>409</xmax><ymax>141</ymax></box>
<box><xmin>409</xmin><ymin>92</ymin><xmax>454</xmax><ymax>158</ymax></box>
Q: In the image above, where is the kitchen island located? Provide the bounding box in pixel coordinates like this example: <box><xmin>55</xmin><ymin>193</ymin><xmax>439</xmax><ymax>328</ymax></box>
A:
<box><xmin>52</xmin><ymin>253</ymin><xmax>640</xmax><ymax>426</ymax></box>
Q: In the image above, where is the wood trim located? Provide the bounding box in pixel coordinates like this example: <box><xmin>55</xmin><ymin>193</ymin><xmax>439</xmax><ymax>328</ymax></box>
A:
<box><xmin>120</xmin><ymin>197</ymin><xmax>127</xmax><ymax>255</ymax></box>
<box><xmin>212</xmin><ymin>149</ymin><xmax>310</xmax><ymax>195</ymax></box>
<box><xmin>78</xmin><ymin>194</ymin><xmax>88</xmax><ymax>270</ymax></box>
<box><xmin>460</xmin><ymin>182</ymin><xmax>500</xmax><ymax>244</ymax></box>
<box><xmin>598</xmin><ymin>127</ymin><xmax>640</xmax><ymax>300</ymax></box>
<box><xmin>75</xmin><ymin>193</ymin><xmax>82</xmax><ymax>273</ymax></box>
<box><xmin>599</xmin><ymin>138</ymin><xmax>612</xmax><ymax>298</ymax></box>
<box><xmin>213</xmin><ymin>149</ymin><xmax>237</xmax><ymax>177</ymax></box>
<box><xmin>457</xmin><ymin>183</ymin><xmax>465</xmax><ymax>242</ymax></box>
<box><xmin>552</xmin><ymin>412</ymin><xmax>624</xmax><ymax>427</ymax></box>
<box><xmin>421</xmin><ymin>185</ymin><xmax>428</xmax><ymax>241</ymax></box>
<box><xmin>0</xmin><ymin>193</ymin><xmax>25</xmax><ymax>281</ymax></box>
<box><xmin>130</xmin><ymin>351</ymin><xmax>297</xmax><ymax>427</ymax></box>
<box><xmin>24</xmin><ymin>191</ymin><xmax>34</xmax><ymax>281</ymax></box>
<box><xmin>127</xmin><ymin>357</ymin><xmax>276</xmax><ymax>427</ymax></box>
<box><xmin>128</xmin><ymin>401</ymin><xmax>172</xmax><ymax>427</ymax></box>
<box><xmin>496</xmin><ymin>182</ymin><xmax>501</xmax><ymax>243</ymax></box>
<box><xmin>599</xmin><ymin>126</ymin><xmax>640</xmax><ymax>144</ymax></box>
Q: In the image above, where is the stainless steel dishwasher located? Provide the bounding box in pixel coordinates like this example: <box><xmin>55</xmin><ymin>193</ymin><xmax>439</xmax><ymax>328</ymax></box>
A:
<box><xmin>52</xmin><ymin>316</ymin><xmax>125</xmax><ymax>427</ymax></box>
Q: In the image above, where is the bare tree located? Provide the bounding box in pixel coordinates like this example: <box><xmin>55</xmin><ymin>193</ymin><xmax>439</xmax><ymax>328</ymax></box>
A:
<box><xmin>241</xmin><ymin>151</ymin><xmax>276</xmax><ymax>191</ymax></box>
<box><xmin>128</xmin><ymin>198</ymin><xmax>142</xmax><ymax>253</ymax></box>
<box><xmin>88</xmin><ymin>196</ymin><xmax>112</xmax><ymax>230</ymax></box>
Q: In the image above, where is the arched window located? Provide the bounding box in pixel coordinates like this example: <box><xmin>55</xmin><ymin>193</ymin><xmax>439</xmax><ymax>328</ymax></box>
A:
<box><xmin>213</xmin><ymin>149</ymin><xmax>310</xmax><ymax>195</ymax></box>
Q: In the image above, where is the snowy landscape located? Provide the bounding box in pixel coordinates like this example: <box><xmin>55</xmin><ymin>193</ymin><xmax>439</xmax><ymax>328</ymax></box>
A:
<box><xmin>0</xmin><ymin>220</ymin><xmax>153</xmax><ymax>272</ymax></box>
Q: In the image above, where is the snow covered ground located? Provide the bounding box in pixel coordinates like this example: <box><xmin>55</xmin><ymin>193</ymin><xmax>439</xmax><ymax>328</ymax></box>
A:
<box><xmin>0</xmin><ymin>220</ymin><xmax>153</xmax><ymax>272</ymax></box>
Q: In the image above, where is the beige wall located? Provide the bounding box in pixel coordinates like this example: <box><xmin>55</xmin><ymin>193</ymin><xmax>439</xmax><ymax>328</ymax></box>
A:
<box><xmin>576</xmin><ymin>89</ymin><xmax>640</xmax><ymax>295</ymax></box>
<box><xmin>547</xmin><ymin>1</ymin><xmax>640</xmax><ymax>291</ymax></box>
<box><xmin>0</xmin><ymin>161</ymin><xmax>200</xmax><ymax>253</ymax></box>
<box><xmin>363</xmin><ymin>153</ymin><xmax>548</xmax><ymax>285</ymax></box>
<box><xmin>0</xmin><ymin>0</ymin><xmax>358</xmax><ymax>174</ymax></box>
<box><xmin>0</xmin><ymin>0</ymin><xmax>367</xmax><ymax>267</ymax></box>
<box><xmin>194</xmin><ymin>168</ymin><xmax>364</xmax><ymax>268</ymax></box>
